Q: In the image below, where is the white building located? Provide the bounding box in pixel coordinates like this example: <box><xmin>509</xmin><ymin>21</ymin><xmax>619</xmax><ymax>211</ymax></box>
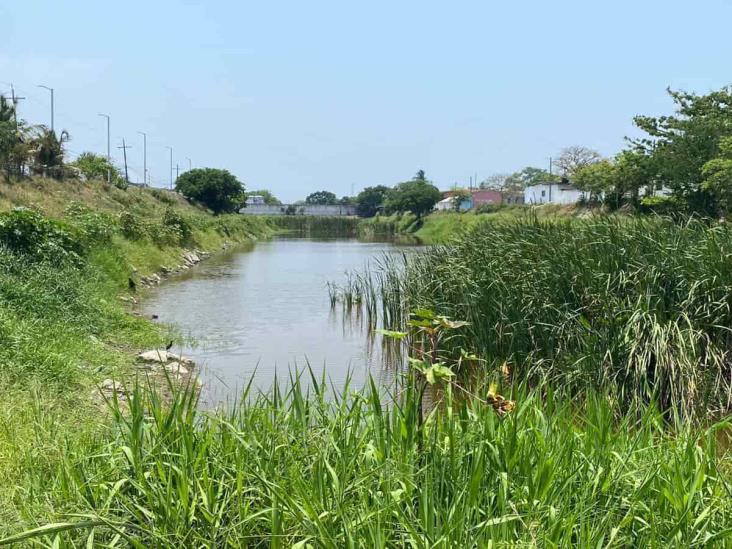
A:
<box><xmin>246</xmin><ymin>195</ymin><xmax>266</xmax><ymax>206</ymax></box>
<box><xmin>524</xmin><ymin>181</ymin><xmax>584</xmax><ymax>205</ymax></box>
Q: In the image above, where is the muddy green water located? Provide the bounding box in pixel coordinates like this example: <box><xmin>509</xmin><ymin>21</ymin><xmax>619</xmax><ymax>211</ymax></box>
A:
<box><xmin>142</xmin><ymin>237</ymin><xmax>411</xmax><ymax>405</ymax></box>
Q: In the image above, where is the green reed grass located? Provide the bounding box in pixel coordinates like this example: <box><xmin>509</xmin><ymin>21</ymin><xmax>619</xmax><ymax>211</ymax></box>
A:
<box><xmin>269</xmin><ymin>215</ymin><xmax>359</xmax><ymax>237</ymax></box>
<box><xmin>338</xmin><ymin>217</ymin><xmax>732</xmax><ymax>419</ymax></box>
<box><xmin>3</xmin><ymin>376</ymin><xmax>731</xmax><ymax>547</ymax></box>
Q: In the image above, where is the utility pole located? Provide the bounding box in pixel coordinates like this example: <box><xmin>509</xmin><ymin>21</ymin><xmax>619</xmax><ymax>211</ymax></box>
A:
<box><xmin>9</xmin><ymin>85</ymin><xmax>25</xmax><ymax>130</ymax></box>
<box><xmin>175</xmin><ymin>163</ymin><xmax>180</xmax><ymax>182</ymax></box>
<box><xmin>548</xmin><ymin>157</ymin><xmax>554</xmax><ymax>203</ymax></box>
<box><xmin>37</xmin><ymin>85</ymin><xmax>54</xmax><ymax>133</ymax></box>
<box><xmin>137</xmin><ymin>131</ymin><xmax>147</xmax><ymax>185</ymax></box>
<box><xmin>166</xmin><ymin>146</ymin><xmax>173</xmax><ymax>189</ymax></box>
<box><xmin>117</xmin><ymin>139</ymin><xmax>132</xmax><ymax>186</ymax></box>
<box><xmin>186</xmin><ymin>157</ymin><xmax>192</xmax><ymax>171</ymax></box>
<box><xmin>98</xmin><ymin>113</ymin><xmax>111</xmax><ymax>183</ymax></box>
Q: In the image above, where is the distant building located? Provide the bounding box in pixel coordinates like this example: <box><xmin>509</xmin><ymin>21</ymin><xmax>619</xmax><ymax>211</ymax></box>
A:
<box><xmin>524</xmin><ymin>180</ymin><xmax>584</xmax><ymax>205</ymax></box>
<box><xmin>501</xmin><ymin>191</ymin><xmax>524</xmax><ymax>205</ymax></box>
<box><xmin>246</xmin><ymin>195</ymin><xmax>266</xmax><ymax>206</ymax></box>
<box><xmin>438</xmin><ymin>189</ymin><xmax>503</xmax><ymax>211</ymax></box>
<box><xmin>470</xmin><ymin>189</ymin><xmax>503</xmax><ymax>206</ymax></box>
<box><xmin>436</xmin><ymin>196</ymin><xmax>472</xmax><ymax>212</ymax></box>
<box><xmin>240</xmin><ymin>203</ymin><xmax>356</xmax><ymax>216</ymax></box>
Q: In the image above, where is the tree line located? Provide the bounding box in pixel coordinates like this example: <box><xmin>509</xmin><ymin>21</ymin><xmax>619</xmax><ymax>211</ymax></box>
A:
<box><xmin>280</xmin><ymin>171</ymin><xmax>442</xmax><ymax>218</ymax></box>
<box><xmin>567</xmin><ymin>85</ymin><xmax>732</xmax><ymax>215</ymax></box>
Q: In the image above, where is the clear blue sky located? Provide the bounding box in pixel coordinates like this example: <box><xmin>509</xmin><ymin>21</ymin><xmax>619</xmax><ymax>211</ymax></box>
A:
<box><xmin>2</xmin><ymin>0</ymin><xmax>731</xmax><ymax>201</ymax></box>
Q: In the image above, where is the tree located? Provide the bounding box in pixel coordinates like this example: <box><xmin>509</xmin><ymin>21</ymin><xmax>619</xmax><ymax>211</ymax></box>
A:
<box><xmin>573</xmin><ymin>160</ymin><xmax>617</xmax><ymax>201</ymax></box>
<box><xmin>384</xmin><ymin>179</ymin><xmax>441</xmax><ymax>218</ymax></box>
<box><xmin>479</xmin><ymin>173</ymin><xmax>510</xmax><ymax>190</ymax></box>
<box><xmin>246</xmin><ymin>189</ymin><xmax>281</xmax><ymax>205</ymax></box>
<box><xmin>702</xmin><ymin>136</ymin><xmax>732</xmax><ymax>213</ymax></box>
<box><xmin>504</xmin><ymin>167</ymin><xmax>559</xmax><ymax>191</ymax></box>
<box><xmin>70</xmin><ymin>152</ymin><xmax>125</xmax><ymax>188</ymax></box>
<box><xmin>632</xmin><ymin>86</ymin><xmax>732</xmax><ymax>211</ymax></box>
<box><xmin>355</xmin><ymin>185</ymin><xmax>389</xmax><ymax>217</ymax></box>
<box><xmin>555</xmin><ymin>146</ymin><xmax>602</xmax><ymax>177</ymax></box>
<box><xmin>338</xmin><ymin>196</ymin><xmax>355</xmax><ymax>205</ymax></box>
<box><xmin>175</xmin><ymin>168</ymin><xmax>245</xmax><ymax>214</ymax></box>
<box><xmin>305</xmin><ymin>190</ymin><xmax>337</xmax><ymax>205</ymax></box>
<box><xmin>415</xmin><ymin>169</ymin><xmax>426</xmax><ymax>181</ymax></box>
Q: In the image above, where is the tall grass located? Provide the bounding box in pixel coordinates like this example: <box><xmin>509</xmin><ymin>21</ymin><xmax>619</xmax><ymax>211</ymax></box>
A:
<box><xmin>340</xmin><ymin>217</ymin><xmax>732</xmax><ymax>419</ymax></box>
<box><xmin>3</xmin><ymin>376</ymin><xmax>731</xmax><ymax>546</ymax></box>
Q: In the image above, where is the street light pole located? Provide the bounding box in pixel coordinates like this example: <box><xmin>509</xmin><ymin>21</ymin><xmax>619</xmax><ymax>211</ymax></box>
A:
<box><xmin>137</xmin><ymin>131</ymin><xmax>147</xmax><ymax>185</ymax></box>
<box><xmin>98</xmin><ymin>113</ymin><xmax>111</xmax><ymax>183</ymax></box>
<box><xmin>37</xmin><ymin>85</ymin><xmax>54</xmax><ymax>133</ymax></box>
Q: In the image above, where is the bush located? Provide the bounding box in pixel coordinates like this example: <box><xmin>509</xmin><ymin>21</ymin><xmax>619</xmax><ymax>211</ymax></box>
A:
<box><xmin>162</xmin><ymin>208</ymin><xmax>193</xmax><ymax>244</ymax></box>
<box><xmin>64</xmin><ymin>202</ymin><xmax>114</xmax><ymax>245</ymax></box>
<box><xmin>0</xmin><ymin>208</ymin><xmax>82</xmax><ymax>262</ymax></box>
<box><xmin>118</xmin><ymin>211</ymin><xmax>147</xmax><ymax>240</ymax></box>
<box><xmin>151</xmin><ymin>188</ymin><xmax>177</xmax><ymax>205</ymax></box>
<box><xmin>639</xmin><ymin>195</ymin><xmax>687</xmax><ymax>215</ymax></box>
<box><xmin>69</xmin><ymin>152</ymin><xmax>127</xmax><ymax>189</ymax></box>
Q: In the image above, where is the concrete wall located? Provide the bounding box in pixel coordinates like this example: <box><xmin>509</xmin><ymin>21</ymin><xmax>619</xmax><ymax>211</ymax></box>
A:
<box><xmin>524</xmin><ymin>184</ymin><xmax>584</xmax><ymax>205</ymax></box>
<box><xmin>240</xmin><ymin>204</ymin><xmax>357</xmax><ymax>216</ymax></box>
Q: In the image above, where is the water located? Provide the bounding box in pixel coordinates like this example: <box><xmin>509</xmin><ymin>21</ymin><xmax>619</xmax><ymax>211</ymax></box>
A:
<box><xmin>142</xmin><ymin>237</ymin><xmax>410</xmax><ymax>405</ymax></box>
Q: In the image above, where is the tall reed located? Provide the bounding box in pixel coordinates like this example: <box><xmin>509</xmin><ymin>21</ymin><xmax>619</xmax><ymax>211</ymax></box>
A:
<box><xmin>344</xmin><ymin>217</ymin><xmax>732</xmax><ymax>418</ymax></box>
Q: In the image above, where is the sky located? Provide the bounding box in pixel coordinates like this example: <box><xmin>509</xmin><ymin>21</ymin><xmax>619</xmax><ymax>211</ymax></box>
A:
<box><xmin>1</xmin><ymin>0</ymin><xmax>731</xmax><ymax>202</ymax></box>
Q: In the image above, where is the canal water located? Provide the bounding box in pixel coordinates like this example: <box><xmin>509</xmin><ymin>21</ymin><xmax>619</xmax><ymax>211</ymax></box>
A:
<box><xmin>142</xmin><ymin>237</ymin><xmax>410</xmax><ymax>405</ymax></box>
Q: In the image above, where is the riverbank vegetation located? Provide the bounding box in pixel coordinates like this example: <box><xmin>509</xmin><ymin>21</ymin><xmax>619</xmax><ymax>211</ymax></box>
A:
<box><xmin>269</xmin><ymin>214</ymin><xmax>360</xmax><ymax>237</ymax></box>
<box><xmin>356</xmin><ymin>205</ymin><xmax>572</xmax><ymax>244</ymax></box>
<box><xmin>3</xmin><ymin>373</ymin><xmax>731</xmax><ymax>546</ymax></box>
<box><xmin>0</xmin><ymin>176</ymin><xmax>276</xmax><ymax>531</ymax></box>
<box><xmin>340</xmin><ymin>217</ymin><xmax>732</xmax><ymax>420</ymax></box>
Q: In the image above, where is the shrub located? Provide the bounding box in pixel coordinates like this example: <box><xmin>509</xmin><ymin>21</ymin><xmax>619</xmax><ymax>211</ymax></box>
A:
<box><xmin>162</xmin><ymin>208</ymin><xmax>193</xmax><ymax>244</ymax></box>
<box><xmin>0</xmin><ymin>208</ymin><xmax>82</xmax><ymax>262</ymax></box>
<box><xmin>151</xmin><ymin>188</ymin><xmax>176</xmax><ymax>205</ymax></box>
<box><xmin>64</xmin><ymin>202</ymin><xmax>114</xmax><ymax>245</ymax></box>
<box><xmin>118</xmin><ymin>211</ymin><xmax>147</xmax><ymax>240</ymax></box>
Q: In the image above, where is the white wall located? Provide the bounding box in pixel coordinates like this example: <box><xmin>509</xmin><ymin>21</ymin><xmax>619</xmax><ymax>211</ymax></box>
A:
<box><xmin>240</xmin><ymin>204</ymin><xmax>356</xmax><ymax>216</ymax></box>
<box><xmin>524</xmin><ymin>184</ymin><xmax>584</xmax><ymax>205</ymax></box>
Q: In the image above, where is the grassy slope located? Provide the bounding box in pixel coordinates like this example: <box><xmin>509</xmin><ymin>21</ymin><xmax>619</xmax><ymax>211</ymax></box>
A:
<box><xmin>357</xmin><ymin>204</ymin><xmax>580</xmax><ymax>244</ymax></box>
<box><xmin>0</xmin><ymin>177</ymin><xmax>275</xmax><ymax>528</ymax></box>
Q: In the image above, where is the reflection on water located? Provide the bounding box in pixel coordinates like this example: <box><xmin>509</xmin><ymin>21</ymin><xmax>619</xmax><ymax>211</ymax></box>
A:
<box><xmin>142</xmin><ymin>237</ymin><xmax>412</xmax><ymax>406</ymax></box>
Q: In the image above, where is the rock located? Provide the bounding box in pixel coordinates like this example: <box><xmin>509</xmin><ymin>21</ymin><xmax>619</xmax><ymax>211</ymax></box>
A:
<box><xmin>169</xmin><ymin>352</ymin><xmax>195</xmax><ymax>366</ymax></box>
<box><xmin>99</xmin><ymin>378</ymin><xmax>125</xmax><ymax>396</ymax></box>
<box><xmin>137</xmin><ymin>349</ymin><xmax>194</xmax><ymax>367</ymax></box>
<box><xmin>182</xmin><ymin>251</ymin><xmax>201</xmax><ymax>266</ymax></box>
<box><xmin>151</xmin><ymin>314</ymin><xmax>159</xmax><ymax>320</ymax></box>
<box><xmin>164</xmin><ymin>362</ymin><xmax>189</xmax><ymax>376</ymax></box>
<box><xmin>137</xmin><ymin>349</ymin><xmax>170</xmax><ymax>363</ymax></box>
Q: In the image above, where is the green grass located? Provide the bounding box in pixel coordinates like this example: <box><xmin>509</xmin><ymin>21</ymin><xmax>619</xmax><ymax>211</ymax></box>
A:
<box><xmin>267</xmin><ymin>215</ymin><xmax>360</xmax><ymax>237</ymax></box>
<box><xmin>356</xmin><ymin>205</ymin><xmax>578</xmax><ymax>244</ymax></box>
<box><xmin>0</xmin><ymin>177</ymin><xmax>277</xmax><ymax>530</ymax></box>
<box><xmin>2</xmin><ymin>377</ymin><xmax>731</xmax><ymax>546</ymax></box>
<box><xmin>2</xmin><ymin>178</ymin><xmax>732</xmax><ymax>545</ymax></box>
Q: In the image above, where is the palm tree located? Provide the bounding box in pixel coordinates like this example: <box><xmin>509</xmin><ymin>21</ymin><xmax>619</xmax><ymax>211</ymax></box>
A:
<box><xmin>27</xmin><ymin>126</ymin><xmax>69</xmax><ymax>177</ymax></box>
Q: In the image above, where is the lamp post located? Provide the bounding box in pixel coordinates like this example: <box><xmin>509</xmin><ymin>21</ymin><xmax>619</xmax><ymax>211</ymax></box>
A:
<box><xmin>98</xmin><ymin>113</ymin><xmax>111</xmax><ymax>183</ymax></box>
<box><xmin>137</xmin><ymin>131</ymin><xmax>147</xmax><ymax>185</ymax></box>
<box><xmin>37</xmin><ymin>85</ymin><xmax>54</xmax><ymax>133</ymax></box>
